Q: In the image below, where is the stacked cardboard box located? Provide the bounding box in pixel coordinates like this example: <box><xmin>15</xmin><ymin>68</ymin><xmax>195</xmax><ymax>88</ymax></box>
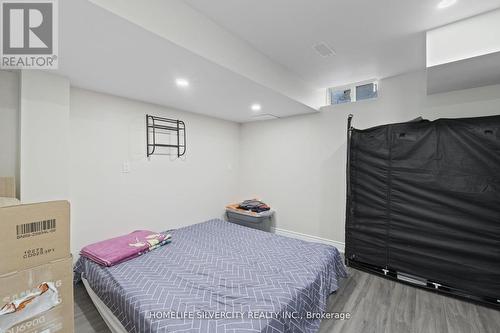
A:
<box><xmin>0</xmin><ymin>201</ymin><xmax>74</xmax><ymax>333</ymax></box>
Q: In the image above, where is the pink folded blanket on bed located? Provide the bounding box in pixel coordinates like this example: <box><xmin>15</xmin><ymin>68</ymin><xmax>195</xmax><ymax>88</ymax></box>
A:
<box><xmin>80</xmin><ymin>230</ymin><xmax>171</xmax><ymax>267</ymax></box>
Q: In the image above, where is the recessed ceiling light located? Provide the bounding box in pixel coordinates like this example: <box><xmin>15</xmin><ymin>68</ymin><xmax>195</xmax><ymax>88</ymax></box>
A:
<box><xmin>437</xmin><ymin>0</ymin><xmax>457</xmax><ymax>9</ymax></box>
<box><xmin>251</xmin><ymin>104</ymin><xmax>262</xmax><ymax>112</ymax></box>
<box><xmin>175</xmin><ymin>78</ymin><xmax>189</xmax><ymax>87</ymax></box>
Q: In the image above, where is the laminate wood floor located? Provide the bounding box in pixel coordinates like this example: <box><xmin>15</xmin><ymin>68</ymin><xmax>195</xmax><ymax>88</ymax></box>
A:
<box><xmin>74</xmin><ymin>267</ymin><xmax>500</xmax><ymax>333</ymax></box>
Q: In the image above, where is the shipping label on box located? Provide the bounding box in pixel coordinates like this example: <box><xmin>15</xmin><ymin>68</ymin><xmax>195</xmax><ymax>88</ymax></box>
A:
<box><xmin>0</xmin><ymin>201</ymin><xmax>70</xmax><ymax>274</ymax></box>
<box><xmin>0</xmin><ymin>256</ymin><xmax>74</xmax><ymax>333</ymax></box>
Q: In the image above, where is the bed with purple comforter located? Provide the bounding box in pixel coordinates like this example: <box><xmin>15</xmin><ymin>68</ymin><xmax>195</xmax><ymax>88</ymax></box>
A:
<box><xmin>74</xmin><ymin>219</ymin><xmax>347</xmax><ymax>333</ymax></box>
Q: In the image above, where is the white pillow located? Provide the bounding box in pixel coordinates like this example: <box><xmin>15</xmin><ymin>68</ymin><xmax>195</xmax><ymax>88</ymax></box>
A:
<box><xmin>0</xmin><ymin>197</ymin><xmax>20</xmax><ymax>208</ymax></box>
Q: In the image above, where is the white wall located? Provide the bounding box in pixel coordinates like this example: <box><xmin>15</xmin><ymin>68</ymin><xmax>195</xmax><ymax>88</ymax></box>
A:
<box><xmin>427</xmin><ymin>9</ymin><xmax>500</xmax><ymax>67</ymax></box>
<box><xmin>20</xmin><ymin>71</ymin><xmax>70</xmax><ymax>203</ymax></box>
<box><xmin>0</xmin><ymin>70</ymin><xmax>19</xmax><ymax>196</ymax></box>
<box><xmin>13</xmin><ymin>69</ymin><xmax>500</xmax><ymax>254</ymax></box>
<box><xmin>69</xmin><ymin>88</ymin><xmax>240</xmax><ymax>255</ymax></box>
<box><xmin>239</xmin><ymin>70</ymin><xmax>500</xmax><ymax>246</ymax></box>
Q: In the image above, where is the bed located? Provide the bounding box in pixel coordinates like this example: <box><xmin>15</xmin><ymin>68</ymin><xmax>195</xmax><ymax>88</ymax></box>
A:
<box><xmin>74</xmin><ymin>219</ymin><xmax>347</xmax><ymax>333</ymax></box>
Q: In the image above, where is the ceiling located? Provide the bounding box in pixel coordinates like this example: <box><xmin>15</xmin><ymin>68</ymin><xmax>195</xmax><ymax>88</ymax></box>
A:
<box><xmin>186</xmin><ymin>0</ymin><xmax>500</xmax><ymax>89</ymax></box>
<box><xmin>56</xmin><ymin>0</ymin><xmax>318</xmax><ymax>123</ymax></box>
<box><xmin>55</xmin><ymin>0</ymin><xmax>500</xmax><ymax>123</ymax></box>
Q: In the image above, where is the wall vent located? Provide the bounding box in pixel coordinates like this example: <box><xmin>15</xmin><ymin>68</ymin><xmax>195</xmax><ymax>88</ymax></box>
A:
<box><xmin>251</xmin><ymin>114</ymin><xmax>280</xmax><ymax>121</ymax></box>
<box><xmin>313</xmin><ymin>42</ymin><xmax>336</xmax><ymax>57</ymax></box>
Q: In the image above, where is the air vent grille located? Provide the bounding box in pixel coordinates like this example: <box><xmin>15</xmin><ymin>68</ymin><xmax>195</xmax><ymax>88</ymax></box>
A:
<box><xmin>251</xmin><ymin>114</ymin><xmax>280</xmax><ymax>121</ymax></box>
<box><xmin>313</xmin><ymin>42</ymin><xmax>336</xmax><ymax>57</ymax></box>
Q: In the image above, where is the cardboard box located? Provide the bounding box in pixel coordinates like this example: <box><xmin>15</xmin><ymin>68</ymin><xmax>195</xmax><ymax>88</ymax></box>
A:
<box><xmin>0</xmin><ymin>201</ymin><xmax>70</xmax><ymax>274</ymax></box>
<box><xmin>0</xmin><ymin>256</ymin><xmax>74</xmax><ymax>333</ymax></box>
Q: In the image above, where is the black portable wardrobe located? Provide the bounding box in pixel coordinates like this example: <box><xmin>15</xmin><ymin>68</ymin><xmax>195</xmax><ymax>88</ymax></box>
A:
<box><xmin>345</xmin><ymin>115</ymin><xmax>500</xmax><ymax>308</ymax></box>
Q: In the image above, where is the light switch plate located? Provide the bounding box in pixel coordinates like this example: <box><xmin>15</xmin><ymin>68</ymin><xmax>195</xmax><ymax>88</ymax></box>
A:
<box><xmin>122</xmin><ymin>161</ymin><xmax>130</xmax><ymax>173</ymax></box>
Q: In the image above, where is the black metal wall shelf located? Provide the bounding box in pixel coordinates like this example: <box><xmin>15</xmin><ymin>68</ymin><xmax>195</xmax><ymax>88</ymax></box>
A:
<box><xmin>146</xmin><ymin>114</ymin><xmax>186</xmax><ymax>157</ymax></box>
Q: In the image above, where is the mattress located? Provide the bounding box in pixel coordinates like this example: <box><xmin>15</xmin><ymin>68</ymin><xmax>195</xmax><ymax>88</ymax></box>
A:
<box><xmin>74</xmin><ymin>219</ymin><xmax>347</xmax><ymax>333</ymax></box>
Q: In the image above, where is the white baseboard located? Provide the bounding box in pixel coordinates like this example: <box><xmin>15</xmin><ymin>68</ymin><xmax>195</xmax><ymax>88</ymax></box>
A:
<box><xmin>272</xmin><ymin>227</ymin><xmax>345</xmax><ymax>253</ymax></box>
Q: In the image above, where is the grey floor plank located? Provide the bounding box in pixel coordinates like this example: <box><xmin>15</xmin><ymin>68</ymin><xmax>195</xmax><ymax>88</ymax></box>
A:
<box><xmin>74</xmin><ymin>282</ymin><xmax>111</xmax><ymax>333</ymax></box>
<box><xmin>74</xmin><ymin>268</ymin><xmax>500</xmax><ymax>333</ymax></box>
<box><xmin>383</xmin><ymin>279</ymin><xmax>416</xmax><ymax>333</ymax></box>
<box><xmin>414</xmin><ymin>283</ymin><xmax>448</xmax><ymax>333</ymax></box>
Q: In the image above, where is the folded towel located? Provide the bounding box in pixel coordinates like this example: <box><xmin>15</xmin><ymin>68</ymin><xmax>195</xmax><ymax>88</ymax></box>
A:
<box><xmin>81</xmin><ymin>231</ymin><xmax>171</xmax><ymax>267</ymax></box>
<box><xmin>238</xmin><ymin>199</ymin><xmax>271</xmax><ymax>213</ymax></box>
<box><xmin>148</xmin><ymin>234</ymin><xmax>172</xmax><ymax>252</ymax></box>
